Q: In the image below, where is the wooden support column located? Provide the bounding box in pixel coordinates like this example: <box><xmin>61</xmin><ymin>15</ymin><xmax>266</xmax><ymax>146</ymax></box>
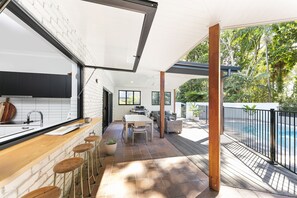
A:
<box><xmin>208</xmin><ymin>23</ymin><xmax>221</xmax><ymax>192</ymax></box>
<box><xmin>173</xmin><ymin>89</ymin><xmax>176</xmax><ymax>113</ymax></box>
<box><xmin>220</xmin><ymin>76</ymin><xmax>224</xmax><ymax>135</ymax></box>
<box><xmin>160</xmin><ymin>71</ymin><xmax>165</xmax><ymax>138</ymax></box>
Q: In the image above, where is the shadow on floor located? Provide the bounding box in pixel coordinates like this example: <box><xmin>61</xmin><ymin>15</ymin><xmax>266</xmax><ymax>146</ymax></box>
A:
<box><xmin>166</xmin><ymin>120</ymin><xmax>297</xmax><ymax>197</ymax></box>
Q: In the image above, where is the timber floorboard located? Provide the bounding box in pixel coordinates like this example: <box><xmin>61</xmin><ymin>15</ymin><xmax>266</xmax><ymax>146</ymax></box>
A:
<box><xmin>166</xmin><ymin>120</ymin><xmax>297</xmax><ymax>197</ymax></box>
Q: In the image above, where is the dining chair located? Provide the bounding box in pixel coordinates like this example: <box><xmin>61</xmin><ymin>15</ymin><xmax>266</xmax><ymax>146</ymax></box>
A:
<box><xmin>121</xmin><ymin>116</ymin><xmax>126</xmax><ymax>143</ymax></box>
<box><xmin>132</xmin><ymin>121</ymin><xmax>148</xmax><ymax>145</ymax></box>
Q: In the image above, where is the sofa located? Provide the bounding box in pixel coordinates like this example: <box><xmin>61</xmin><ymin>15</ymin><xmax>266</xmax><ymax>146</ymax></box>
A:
<box><xmin>156</xmin><ymin>115</ymin><xmax>182</xmax><ymax>134</ymax></box>
<box><xmin>150</xmin><ymin>111</ymin><xmax>177</xmax><ymax>121</ymax></box>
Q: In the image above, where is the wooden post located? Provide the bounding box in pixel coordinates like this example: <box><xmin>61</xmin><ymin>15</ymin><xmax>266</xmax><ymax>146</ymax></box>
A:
<box><xmin>221</xmin><ymin>75</ymin><xmax>224</xmax><ymax>135</ymax></box>
<box><xmin>208</xmin><ymin>23</ymin><xmax>221</xmax><ymax>192</ymax></box>
<box><xmin>173</xmin><ymin>89</ymin><xmax>176</xmax><ymax>113</ymax></box>
<box><xmin>160</xmin><ymin>71</ymin><xmax>165</xmax><ymax>138</ymax></box>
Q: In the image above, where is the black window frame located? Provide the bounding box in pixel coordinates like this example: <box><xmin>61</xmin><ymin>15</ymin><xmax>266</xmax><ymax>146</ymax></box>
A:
<box><xmin>118</xmin><ymin>90</ymin><xmax>141</xmax><ymax>105</ymax></box>
<box><xmin>151</xmin><ymin>91</ymin><xmax>171</xmax><ymax>105</ymax></box>
<box><xmin>0</xmin><ymin>2</ymin><xmax>84</xmax><ymax>149</ymax></box>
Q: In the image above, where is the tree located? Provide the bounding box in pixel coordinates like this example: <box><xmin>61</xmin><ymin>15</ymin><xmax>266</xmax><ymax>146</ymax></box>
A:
<box><xmin>183</xmin><ymin>41</ymin><xmax>208</xmax><ymax>64</ymax></box>
<box><xmin>268</xmin><ymin>22</ymin><xmax>297</xmax><ymax>101</ymax></box>
<box><xmin>177</xmin><ymin>20</ymin><xmax>297</xmax><ymax>108</ymax></box>
<box><xmin>176</xmin><ymin>79</ymin><xmax>208</xmax><ymax>103</ymax></box>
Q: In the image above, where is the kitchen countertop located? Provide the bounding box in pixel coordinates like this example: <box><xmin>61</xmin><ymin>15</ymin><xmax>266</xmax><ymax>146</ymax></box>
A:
<box><xmin>0</xmin><ymin>117</ymin><xmax>101</xmax><ymax>187</ymax></box>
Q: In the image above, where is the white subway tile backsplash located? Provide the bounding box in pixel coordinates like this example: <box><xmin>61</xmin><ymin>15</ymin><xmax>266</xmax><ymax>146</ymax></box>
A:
<box><xmin>0</xmin><ymin>97</ymin><xmax>76</xmax><ymax>126</ymax></box>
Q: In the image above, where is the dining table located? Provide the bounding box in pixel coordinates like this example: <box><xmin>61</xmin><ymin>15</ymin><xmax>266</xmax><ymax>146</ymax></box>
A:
<box><xmin>124</xmin><ymin>114</ymin><xmax>154</xmax><ymax>143</ymax></box>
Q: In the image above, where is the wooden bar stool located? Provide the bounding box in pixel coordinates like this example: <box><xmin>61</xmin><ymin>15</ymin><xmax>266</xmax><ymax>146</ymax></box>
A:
<box><xmin>53</xmin><ymin>157</ymin><xmax>84</xmax><ymax>198</ymax></box>
<box><xmin>84</xmin><ymin>134</ymin><xmax>102</xmax><ymax>175</ymax></box>
<box><xmin>73</xmin><ymin>143</ymin><xmax>95</xmax><ymax>196</ymax></box>
<box><xmin>21</xmin><ymin>186</ymin><xmax>60</xmax><ymax>198</ymax></box>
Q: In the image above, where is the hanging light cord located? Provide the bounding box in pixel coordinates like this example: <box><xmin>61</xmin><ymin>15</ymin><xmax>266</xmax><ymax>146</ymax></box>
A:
<box><xmin>77</xmin><ymin>67</ymin><xmax>96</xmax><ymax>98</ymax></box>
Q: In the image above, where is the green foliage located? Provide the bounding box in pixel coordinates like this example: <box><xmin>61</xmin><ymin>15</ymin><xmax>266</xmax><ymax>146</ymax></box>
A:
<box><xmin>183</xmin><ymin>41</ymin><xmax>209</xmax><ymax>63</ymax></box>
<box><xmin>106</xmin><ymin>138</ymin><xmax>116</xmax><ymax>145</ymax></box>
<box><xmin>178</xmin><ymin>21</ymin><xmax>297</xmax><ymax>110</ymax></box>
<box><xmin>185</xmin><ymin>91</ymin><xmax>207</xmax><ymax>102</ymax></box>
<box><xmin>176</xmin><ymin>79</ymin><xmax>208</xmax><ymax>103</ymax></box>
<box><xmin>280</xmin><ymin>97</ymin><xmax>297</xmax><ymax>112</ymax></box>
<box><xmin>269</xmin><ymin>22</ymin><xmax>297</xmax><ymax>95</ymax></box>
<box><xmin>243</xmin><ymin>104</ymin><xmax>257</xmax><ymax>115</ymax></box>
<box><xmin>189</xmin><ymin>103</ymin><xmax>202</xmax><ymax>117</ymax></box>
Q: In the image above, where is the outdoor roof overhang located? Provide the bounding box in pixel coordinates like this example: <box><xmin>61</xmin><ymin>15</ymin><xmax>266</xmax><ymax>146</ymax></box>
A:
<box><xmin>166</xmin><ymin>61</ymin><xmax>240</xmax><ymax>77</ymax></box>
<box><xmin>55</xmin><ymin>0</ymin><xmax>297</xmax><ymax>89</ymax></box>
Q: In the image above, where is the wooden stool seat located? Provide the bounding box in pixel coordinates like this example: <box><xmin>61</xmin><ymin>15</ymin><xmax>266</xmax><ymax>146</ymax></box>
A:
<box><xmin>21</xmin><ymin>186</ymin><xmax>60</xmax><ymax>198</ymax></box>
<box><xmin>84</xmin><ymin>135</ymin><xmax>101</xmax><ymax>142</ymax></box>
<box><xmin>53</xmin><ymin>157</ymin><xmax>84</xmax><ymax>173</ymax></box>
<box><xmin>73</xmin><ymin>143</ymin><xmax>94</xmax><ymax>153</ymax></box>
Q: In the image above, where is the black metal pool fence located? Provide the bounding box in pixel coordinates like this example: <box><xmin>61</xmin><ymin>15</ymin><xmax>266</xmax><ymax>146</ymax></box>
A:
<box><xmin>198</xmin><ymin>105</ymin><xmax>297</xmax><ymax>174</ymax></box>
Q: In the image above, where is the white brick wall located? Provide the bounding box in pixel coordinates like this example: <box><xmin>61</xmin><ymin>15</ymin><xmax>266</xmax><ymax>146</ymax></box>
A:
<box><xmin>0</xmin><ymin>0</ymin><xmax>115</xmax><ymax>197</ymax></box>
<box><xmin>83</xmin><ymin>68</ymin><xmax>115</xmax><ymax>133</ymax></box>
<box><xmin>0</xmin><ymin>122</ymin><xmax>100</xmax><ymax>198</ymax></box>
<box><xmin>15</xmin><ymin>0</ymin><xmax>89</xmax><ymax>63</ymax></box>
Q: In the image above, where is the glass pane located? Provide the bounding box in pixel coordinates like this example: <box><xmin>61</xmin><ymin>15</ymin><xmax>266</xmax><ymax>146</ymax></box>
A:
<box><xmin>165</xmin><ymin>92</ymin><xmax>171</xmax><ymax>105</ymax></box>
<box><xmin>119</xmin><ymin>91</ymin><xmax>126</xmax><ymax>104</ymax></box>
<box><xmin>134</xmin><ymin>91</ymin><xmax>140</xmax><ymax>105</ymax></box>
<box><xmin>152</xmin><ymin>91</ymin><xmax>159</xmax><ymax>105</ymax></box>
<box><xmin>0</xmin><ymin>9</ymin><xmax>79</xmax><ymax>143</ymax></box>
<box><xmin>127</xmin><ymin>91</ymin><xmax>133</xmax><ymax>105</ymax></box>
<box><xmin>67</xmin><ymin>2</ymin><xmax>145</xmax><ymax>70</ymax></box>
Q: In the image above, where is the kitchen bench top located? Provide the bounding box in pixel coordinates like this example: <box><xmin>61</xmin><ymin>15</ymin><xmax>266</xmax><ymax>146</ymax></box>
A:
<box><xmin>0</xmin><ymin>117</ymin><xmax>101</xmax><ymax>187</ymax></box>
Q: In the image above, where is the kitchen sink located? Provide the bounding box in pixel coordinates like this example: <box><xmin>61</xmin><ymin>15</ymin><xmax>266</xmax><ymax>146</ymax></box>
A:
<box><xmin>0</xmin><ymin>126</ymin><xmax>34</xmax><ymax>138</ymax></box>
<box><xmin>0</xmin><ymin>121</ymin><xmax>27</xmax><ymax>125</ymax></box>
<box><xmin>0</xmin><ymin>121</ymin><xmax>41</xmax><ymax>126</ymax></box>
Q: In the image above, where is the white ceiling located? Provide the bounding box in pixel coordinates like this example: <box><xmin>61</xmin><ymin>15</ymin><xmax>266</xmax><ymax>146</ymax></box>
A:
<box><xmin>59</xmin><ymin>0</ymin><xmax>297</xmax><ymax>89</ymax></box>
<box><xmin>108</xmin><ymin>70</ymin><xmax>201</xmax><ymax>90</ymax></box>
<box><xmin>59</xmin><ymin>0</ymin><xmax>144</xmax><ymax>70</ymax></box>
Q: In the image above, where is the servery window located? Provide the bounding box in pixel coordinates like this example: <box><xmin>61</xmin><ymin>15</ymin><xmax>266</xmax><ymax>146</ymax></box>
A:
<box><xmin>0</xmin><ymin>9</ymin><xmax>81</xmax><ymax>146</ymax></box>
<box><xmin>118</xmin><ymin>90</ymin><xmax>141</xmax><ymax>105</ymax></box>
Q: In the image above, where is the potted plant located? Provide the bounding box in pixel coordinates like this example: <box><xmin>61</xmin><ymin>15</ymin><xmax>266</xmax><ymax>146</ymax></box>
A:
<box><xmin>104</xmin><ymin>138</ymin><xmax>117</xmax><ymax>155</ymax></box>
<box><xmin>190</xmin><ymin>103</ymin><xmax>202</xmax><ymax>122</ymax></box>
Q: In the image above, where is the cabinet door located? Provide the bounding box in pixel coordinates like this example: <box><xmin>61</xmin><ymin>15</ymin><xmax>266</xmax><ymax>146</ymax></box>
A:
<box><xmin>18</xmin><ymin>73</ymin><xmax>50</xmax><ymax>97</ymax></box>
<box><xmin>19</xmin><ymin>73</ymin><xmax>34</xmax><ymax>96</ymax></box>
<box><xmin>49</xmin><ymin>75</ymin><xmax>66</xmax><ymax>98</ymax></box>
<box><xmin>65</xmin><ymin>75</ymin><xmax>72</xmax><ymax>98</ymax></box>
<box><xmin>34</xmin><ymin>74</ymin><xmax>50</xmax><ymax>97</ymax></box>
<box><xmin>0</xmin><ymin>72</ymin><xmax>20</xmax><ymax>96</ymax></box>
<box><xmin>0</xmin><ymin>72</ymin><xmax>71</xmax><ymax>98</ymax></box>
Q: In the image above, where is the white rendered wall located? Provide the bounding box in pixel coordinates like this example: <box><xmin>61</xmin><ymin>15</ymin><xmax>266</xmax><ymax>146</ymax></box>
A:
<box><xmin>175</xmin><ymin>102</ymin><xmax>182</xmax><ymax>117</ymax></box>
<box><xmin>185</xmin><ymin>102</ymin><xmax>280</xmax><ymax>119</ymax></box>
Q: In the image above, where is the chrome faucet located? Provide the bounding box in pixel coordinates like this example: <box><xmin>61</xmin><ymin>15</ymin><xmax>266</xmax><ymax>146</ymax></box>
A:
<box><xmin>26</xmin><ymin>110</ymin><xmax>43</xmax><ymax>126</ymax></box>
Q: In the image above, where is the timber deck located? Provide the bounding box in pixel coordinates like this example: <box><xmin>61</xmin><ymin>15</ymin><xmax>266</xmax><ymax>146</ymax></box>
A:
<box><xmin>166</xmin><ymin>121</ymin><xmax>297</xmax><ymax>197</ymax></box>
